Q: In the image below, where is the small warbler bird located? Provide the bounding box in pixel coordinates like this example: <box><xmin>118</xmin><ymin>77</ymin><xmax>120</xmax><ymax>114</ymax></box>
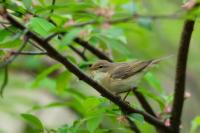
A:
<box><xmin>90</xmin><ymin>57</ymin><xmax>170</xmax><ymax>95</ymax></box>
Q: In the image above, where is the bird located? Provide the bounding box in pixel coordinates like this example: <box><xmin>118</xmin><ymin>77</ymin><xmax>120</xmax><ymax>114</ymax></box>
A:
<box><xmin>89</xmin><ymin>56</ymin><xmax>170</xmax><ymax>97</ymax></box>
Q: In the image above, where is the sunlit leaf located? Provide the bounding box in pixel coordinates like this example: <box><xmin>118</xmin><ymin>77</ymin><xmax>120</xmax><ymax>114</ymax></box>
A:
<box><xmin>100</xmin><ymin>36</ymin><xmax>132</xmax><ymax>57</ymax></box>
<box><xmin>0</xmin><ymin>38</ymin><xmax>22</xmax><ymax>48</ymax></box>
<box><xmin>61</xmin><ymin>28</ymin><xmax>82</xmax><ymax>45</ymax></box>
<box><xmin>87</xmin><ymin>110</ymin><xmax>105</xmax><ymax>133</ymax></box>
<box><xmin>28</xmin><ymin>17</ymin><xmax>55</xmax><ymax>37</ymax></box>
<box><xmin>190</xmin><ymin>116</ymin><xmax>200</xmax><ymax>133</ymax></box>
<box><xmin>21</xmin><ymin>113</ymin><xmax>44</xmax><ymax>131</ymax></box>
<box><xmin>83</xmin><ymin>97</ymin><xmax>101</xmax><ymax>113</ymax></box>
<box><xmin>144</xmin><ymin>72</ymin><xmax>164</xmax><ymax>93</ymax></box>
<box><xmin>70</xmin><ymin>119</ymin><xmax>87</xmax><ymax>133</ymax></box>
<box><xmin>32</xmin><ymin>64</ymin><xmax>62</xmax><ymax>87</ymax></box>
<box><xmin>56</xmin><ymin>71</ymin><xmax>71</xmax><ymax>93</ymax></box>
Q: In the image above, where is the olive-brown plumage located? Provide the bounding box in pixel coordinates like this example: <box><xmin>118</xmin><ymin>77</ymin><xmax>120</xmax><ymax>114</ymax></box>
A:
<box><xmin>90</xmin><ymin>59</ymin><xmax>161</xmax><ymax>94</ymax></box>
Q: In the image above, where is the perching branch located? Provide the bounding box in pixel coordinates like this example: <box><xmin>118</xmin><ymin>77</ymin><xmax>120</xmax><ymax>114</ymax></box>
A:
<box><xmin>2</xmin><ymin>12</ymin><xmax>171</xmax><ymax>132</ymax></box>
<box><xmin>170</xmin><ymin>20</ymin><xmax>195</xmax><ymax>133</ymax></box>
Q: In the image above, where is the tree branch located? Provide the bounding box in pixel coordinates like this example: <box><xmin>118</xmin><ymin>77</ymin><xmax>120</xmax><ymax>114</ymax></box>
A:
<box><xmin>170</xmin><ymin>20</ymin><xmax>195</xmax><ymax>133</ymax></box>
<box><xmin>2</xmin><ymin>12</ymin><xmax>171</xmax><ymax>132</ymax></box>
<box><xmin>133</xmin><ymin>88</ymin><xmax>156</xmax><ymax>117</ymax></box>
<box><xmin>126</xmin><ymin>117</ymin><xmax>142</xmax><ymax>133</ymax></box>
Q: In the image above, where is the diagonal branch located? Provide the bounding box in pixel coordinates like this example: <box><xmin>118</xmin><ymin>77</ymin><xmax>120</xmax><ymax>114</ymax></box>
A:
<box><xmin>170</xmin><ymin>19</ymin><xmax>195</xmax><ymax>133</ymax></box>
<box><xmin>133</xmin><ymin>88</ymin><xmax>156</xmax><ymax>117</ymax></box>
<box><xmin>2</xmin><ymin>12</ymin><xmax>171</xmax><ymax>132</ymax></box>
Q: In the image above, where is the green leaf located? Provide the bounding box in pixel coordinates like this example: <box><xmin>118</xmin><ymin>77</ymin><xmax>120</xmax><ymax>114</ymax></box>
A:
<box><xmin>83</xmin><ymin>97</ymin><xmax>101</xmax><ymax>114</ymax></box>
<box><xmin>28</xmin><ymin>17</ymin><xmax>55</xmax><ymax>37</ymax></box>
<box><xmin>22</xmin><ymin>0</ymin><xmax>32</xmax><ymax>9</ymax></box>
<box><xmin>6</xmin><ymin>2</ymin><xmax>26</xmax><ymax>15</ymax></box>
<box><xmin>190</xmin><ymin>116</ymin><xmax>200</xmax><ymax>133</ymax></box>
<box><xmin>56</xmin><ymin>71</ymin><xmax>71</xmax><ymax>93</ymax></box>
<box><xmin>0</xmin><ymin>38</ymin><xmax>22</xmax><ymax>48</ymax></box>
<box><xmin>78</xmin><ymin>61</ymin><xmax>93</xmax><ymax>69</ymax></box>
<box><xmin>58</xmin><ymin>125</ymin><xmax>69</xmax><ymax>133</ymax></box>
<box><xmin>100</xmin><ymin>36</ymin><xmax>132</xmax><ymax>57</ymax></box>
<box><xmin>0</xmin><ymin>29</ymin><xmax>11</xmax><ymax>41</ymax></box>
<box><xmin>21</xmin><ymin>113</ymin><xmax>44</xmax><ymax>131</ymax></box>
<box><xmin>61</xmin><ymin>28</ymin><xmax>82</xmax><ymax>45</ymax></box>
<box><xmin>70</xmin><ymin>119</ymin><xmax>87</xmax><ymax>133</ymax></box>
<box><xmin>102</xmin><ymin>27</ymin><xmax>125</xmax><ymax>39</ymax></box>
<box><xmin>128</xmin><ymin>113</ymin><xmax>144</xmax><ymax>123</ymax></box>
<box><xmin>87</xmin><ymin>110</ymin><xmax>104</xmax><ymax>133</ymax></box>
<box><xmin>144</xmin><ymin>72</ymin><xmax>164</xmax><ymax>93</ymax></box>
<box><xmin>32</xmin><ymin>64</ymin><xmax>62</xmax><ymax>87</ymax></box>
<box><xmin>0</xmin><ymin>50</ymin><xmax>5</xmax><ymax>57</ymax></box>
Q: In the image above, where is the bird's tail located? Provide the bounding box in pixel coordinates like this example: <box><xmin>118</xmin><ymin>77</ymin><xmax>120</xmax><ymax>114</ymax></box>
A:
<box><xmin>151</xmin><ymin>54</ymin><xmax>174</xmax><ymax>64</ymax></box>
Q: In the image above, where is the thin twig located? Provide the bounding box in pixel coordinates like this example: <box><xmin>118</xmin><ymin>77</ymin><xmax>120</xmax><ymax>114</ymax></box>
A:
<box><xmin>11</xmin><ymin>51</ymin><xmax>47</xmax><ymax>55</ymax></box>
<box><xmin>170</xmin><ymin>20</ymin><xmax>195</xmax><ymax>133</ymax></box>
<box><xmin>74</xmin><ymin>37</ymin><xmax>113</xmax><ymax>62</ymax></box>
<box><xmin>28</xmin><ymin>41</ymin><xmax>45</xmax><ymax>52</ymax></box>
<box><xmin>0</xmin><ymin>66</ymin><xmax>8</xmax><ymax>97</ymax></box>
<box><xmin>3</xmin><ymin>12</ymin><xmax>171</xmax><ymax>132</ymax></box>
<box><xmin>0</xmin><ymin>36</ymin><xmax>29</xmax><ymax>68</ymax></box>
<box><xmin>0</xmin><ymin>20</ymin><xmax>9</xmax><ymax>24</ymax></box>
<box><xmin>68</xmin><ymin>45</ymin><xmax>88</xmax><ymax>61</ymax></box>
<box><xmin>49</xmin><ymin>0</ymin><xmax>56</xmax><ymax>14</ymax></box>
<box><xmin>44</xmin><ymin>32</ymin><xmax>58</xmax><ymax>42</ymax></box>
<box><xmin>1</xmin><ymin>23</ymin><xmax>45</xmax><ymax>52</ymax></box>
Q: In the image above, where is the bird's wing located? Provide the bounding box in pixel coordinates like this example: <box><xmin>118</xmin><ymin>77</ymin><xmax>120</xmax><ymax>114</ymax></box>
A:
<box><xmin>110</xmin><ymin>60</ymin><xmax>153</xmax><ymax>79</ymax></box>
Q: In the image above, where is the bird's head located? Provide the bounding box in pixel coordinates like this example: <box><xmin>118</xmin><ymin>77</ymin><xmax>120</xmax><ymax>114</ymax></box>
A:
<box><xmin>89</xmin><ymin>60</ymin><xmax>113</xmax><ymax>73</ymax></box>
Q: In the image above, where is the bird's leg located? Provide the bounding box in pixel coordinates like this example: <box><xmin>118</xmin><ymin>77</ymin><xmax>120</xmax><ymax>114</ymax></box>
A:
<box><xmin>122</xmin><ymin>89</ymin><xmax>131</xmax><ymax>101</ymax></box>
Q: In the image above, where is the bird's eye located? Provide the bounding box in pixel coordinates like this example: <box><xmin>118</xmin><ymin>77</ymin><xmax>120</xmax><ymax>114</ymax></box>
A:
<box><xmin>88</xmin><ymin>64</ymin><xmax>92</xmax><ymax>67</ymax></box>
<box><xmin>99</xmin><ymin>65</ymin><xmax>103</xmax><ymax>68</ymax></box>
